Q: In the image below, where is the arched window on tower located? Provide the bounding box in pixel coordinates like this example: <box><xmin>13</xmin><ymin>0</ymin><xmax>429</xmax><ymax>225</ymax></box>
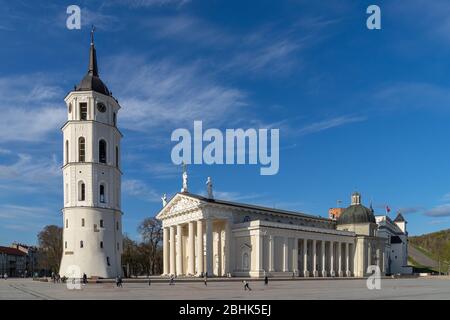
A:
<box><xmin>115</xmin><ymin>146</ymin><xmax>119</xmax><ymax>168</ymax></box>
<box><xmin>99</xmin><ymin>184</ymin><xmax>105</xmax><ymax>203</ymax></box>
<box><xmin>99</xmin><ymin>139</ymin><xmax>107</xmax><ymax>164</ymax></box>
<box><xmin>113</xmin><ymin>113</ymin><xmax>116</xmax><ymax>126</ymax></box>
<box><xmin>78</xmin><ymin>181</ymin><xmax>86</xmax><ymax>201</ymax></box>
<box><xmin>78</xmin><ymin>137</ymin><xmax>86</xmax><ymax>162</ymax></box>
<box><xmin>80</xmin><ymin>103</ymin><xmax>87</xmax><ymax>120</ymax></box>
<box><xmin>65</xmin><ymin>140</ymin><xmax>69</xmax><ymax>164</ymax></box>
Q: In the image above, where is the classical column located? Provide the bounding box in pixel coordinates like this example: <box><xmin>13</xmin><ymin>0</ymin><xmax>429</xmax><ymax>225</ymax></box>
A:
<box><xmin>255</xmin><ymin>232</ymin><xmax>264</xmax><ymax>275</ymax></box>
<box><xmin>321</xmin><ymin>241</ymin><xmax>326</xmax><ymax>277</ymax></box>
<box><xmin>376</xmin><ymin>247</ymin><xmax>381</xmax><ymax>272</ymax></box>
<box><xmin>283</xmin><ymin>237</ymin><xmax>289</xmax><ymax>272</ymax></box>
<box><xmin>312</xmin><ymin>239</ymin><xmax>318</xmax><ymax>277</ymax></box>
<box><xmin>367</xmin><ymin>242</ymin><xmax>371</xmax><ymax>275</ymax></box>
<box><xmin>224</xmin><ymin>220</ymin><xmax>231</xmax><ymax>276</ymax></box>
<box><xmin>188</xmin><ymin>222</ymin><xmax>195</xmax><ymax>275</ymax></box>
<box><xmin>169</xmin><ymin>226</ymin><xmax>176</xmax><ymax>275</ymax></box>
<box><xmin>303</xmin><ymin>239</ymin><xmax>309</xmax><ymax>277</ymax></box>
<box><xmin>176</xmin><ymin>224</ymin><xmax>183</xmax><ymax>276</ymax></box>
<box><xmin>196</xmin><ymin>220</ymin><xmax>204</xmax><ymax>275</ymax></box>
<box><xmin>293</xmin><ymin>238</ymin><xmax>298</xmax><ymax>276</ymax></box>
<box><xmin>163</xmin><ymin>227</ymin><xmax>169</xmax><ymax>275</ymax></box>
<box><xmin>346</xmin><ymin>242</ymin><xmax>350</xmax><ymax>277</ymax></box>
<box><xmin>205</xmin><ymin>218</ymin><xmax>213</xmax><ymax>276</ymax></box>
<box><xmin>216</xmin><ymin>229</ymin><xmax>222</xmax><ymax>276</ymax></box>
<box><xmin>268</xmin><ymin>235</ymin><xmax>275</xmax><ymax>272</ymax></box>
<box><xmin>330</xmin><ymin>241</ymin><xmax>335</xmax><ymax>277</ymax></box>
<box><xmin>337</xmin><ymin>242</ymin><xmax>343</xmax><ymax>277</ymax></box>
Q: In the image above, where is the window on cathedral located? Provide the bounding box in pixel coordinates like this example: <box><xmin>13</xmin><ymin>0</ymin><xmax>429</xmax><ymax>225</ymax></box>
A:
<box><xmin>79</xmin><ymin>182</ymin><xmax>86</xmax><ymax>201</ymax></box>
<box><xmin>116</xmin><ymin>221</ymin><xmax>119</xmax><ymax>230</ymax></box>
<box><xmin>82</xmin><ymin>218</ymin><xmax>85</xmax><ymax>227</ymax></box>
<box><xmin>80</xmin><ymin>241</ymin><xmax>84</xmax><ymax>248</ymax></box>
<box><xmin>117</xmin><ymin>242</ymin><xmax>119</xmax><ymax>251</ymax></box>
<box><xmin>242</xmin><ymin>252</ymin><xmax>249</xmax><ymax>270</ymax></box>
<box><xmin>78</xmin><ymin>137</ymin><xmax>86</xmax><ymax>162</ymax></box>
<box><xmin>100</xmin><ymin>219</ymin><xmax>104</xmax><ymax>228</ymax></box>
<box><xmin>100</xmin><ymin>184</ymin><xmax>105</xmax><ymax>203</ymax></box>
<box><xmin>65</xmin><ymin>241</ymin><xmax>67</xmax><ymax>249</ymax></box>
<box><xmin>80</xmin><ymin>103</ymin><xmax>87</xmax><ymax>120</ymax></box>
<box><xmin>100</xmin><ymin>241</ymin><xmax>103</xmax><ymax>249</ymax></box>
<box><xmin>99</xmin><ymin>139</ymin><xmax>107</xmax><ymax>163</ymax></box>
<box><xmin>66</xmin><ymin>219</ymin><xmax>68</xmax><ymax>228</ymax></box>
<box><xmin>65</xmin><ymin>140</ymin><xmax>69</xmax><ymax>164</ymax></box>
<box><xmin>113</xmin><ymin>113</ymin><xmax>116</xmax><ymax>126</ymax></box>
<box><xmin>107</xmin><ymin>257</ymin><xmax>110</xmax><ymax>266</ymax></box>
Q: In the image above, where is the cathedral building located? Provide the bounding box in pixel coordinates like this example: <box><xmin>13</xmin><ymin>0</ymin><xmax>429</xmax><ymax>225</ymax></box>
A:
<box><xmin>59</xmin><ymin>31</ymin><xmax>123</xmax><ymax>278</ymax></box>
<box><xmin>156</xmin><ymin>176</ymin><xmax>398</xmax><ymax>278</ymax></box>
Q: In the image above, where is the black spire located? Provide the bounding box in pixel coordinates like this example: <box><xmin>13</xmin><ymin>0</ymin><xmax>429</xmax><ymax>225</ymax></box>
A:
<box><xmin>75</xmin><ymin>26</ymin><xmax>111</xmax><ymax>96</ymax></box>
<box><xmin>88</xmin><ymin>26</ymin><xmax>99</xmax><ymax>77</ymax></box>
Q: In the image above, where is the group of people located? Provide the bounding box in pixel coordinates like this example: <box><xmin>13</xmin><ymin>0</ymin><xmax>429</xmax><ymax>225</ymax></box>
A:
<box><xmin>165</xmin><ymin>273</ymin><xmax>270</xmax><ymax>291</ymax></box>
<box><xmin>51</xmin><ymin>272</ymin><xmax>62</xmax><ymax>283</ymax></box>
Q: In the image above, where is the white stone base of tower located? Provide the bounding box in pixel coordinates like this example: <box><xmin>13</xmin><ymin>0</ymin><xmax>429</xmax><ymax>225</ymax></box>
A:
<box><xmin>59</xmin><ymin>207</ymin><xmax>122</xmax><ymax>279</ymax></box>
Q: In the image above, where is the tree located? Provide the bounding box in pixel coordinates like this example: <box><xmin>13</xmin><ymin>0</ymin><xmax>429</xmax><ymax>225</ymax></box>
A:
<box><xmin>37</xmin><ymin>225</ymin><xmax>63</xmax><ymax>274</ymax></box>
<box><xmin>137</xmin><ymin>217</ymin><xmax>163</xmax><ymax>275</ymax></box>
<box><xmin>122</xmin><ymin>234</ymin><xmax>140</xmax><ymax>277</ymax></box>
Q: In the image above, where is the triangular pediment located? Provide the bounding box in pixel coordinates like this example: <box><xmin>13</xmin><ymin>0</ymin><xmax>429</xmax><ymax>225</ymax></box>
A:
<box><xmin>156</xmin><ymin>193</ymin><xmax>204</xmax><ymax>220</ymax></box>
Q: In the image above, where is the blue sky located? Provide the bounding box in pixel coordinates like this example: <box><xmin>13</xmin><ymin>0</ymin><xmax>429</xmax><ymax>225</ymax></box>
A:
<box><xmin>1</xmin><ymin>0</ymin><xmax>450</xmax><ymax>245</ymax></box>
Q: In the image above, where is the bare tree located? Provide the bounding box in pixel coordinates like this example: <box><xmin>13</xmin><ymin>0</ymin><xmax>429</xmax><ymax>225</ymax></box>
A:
<box><xmin>137</xmin><ymin>217</ymin><xmax>163</xmax><ymax>275</ymax></box>
<box><xmin>37</xmin><ymin>225</ymin><xmax>63</xmax><ymax>274</ymax></box>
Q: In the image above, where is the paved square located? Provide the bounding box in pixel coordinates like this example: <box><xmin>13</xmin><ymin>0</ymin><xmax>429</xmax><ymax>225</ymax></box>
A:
<box><xmin>1</xmin><ymin>277</ymin><xmax>450</xmax><ymax>300</ymax></box>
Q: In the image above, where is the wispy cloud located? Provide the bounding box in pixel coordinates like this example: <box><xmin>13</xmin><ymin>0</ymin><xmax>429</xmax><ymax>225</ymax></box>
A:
<box><xmin>0</xmin><ymin>152</ymin><xmax>61</xmax><ymax>195</ymax></box>
<box><xmin>106</xmin><ymin>55</ymin><xmax>247</xmax><ymax>132</ymax></box>
<box><xmin>143</xmin><ymin>15</ymin><xmax>233</xmax><ymax>47</ymax></box>
<box><xmin>106</xmin><ymin>0</ymin><xmax>190</xmax><ymax>8</ymax></box>
<box><xmin>123</xmin><ymin>179</ymin><xmax>160</xmax><ymax>202</ymax></box>
<box><xmin>425</xmin><ymin>204</ymin><xmax>450</xmax><ymax>217</ymax></box>
<box><xmin>373</xmin><ymin>82</ymin><xmax>450</xmax><ymax>113</ymax></box>
<box><xmin>0</xmin><ymin>74</ymin><xmax>65</xmax><ymax>143</ymax></box>
<box><xmin>398</xmin><ymin>206</ymin><xmax>425</xmax><ymax>215</ymax></box>
<box><xmin>296</xmin><ymin>115</ymin><xmax>367</xmax><ymax>136</ymax></box>
<box><xmin>144</xmin><ymin>162</ymin><xmax>180</xmax><ymax>179</ymax></box>
<box><xmin>80</xmin><ymin>7</ymin><xmax>123</xmax><ymax>31</ymax></box>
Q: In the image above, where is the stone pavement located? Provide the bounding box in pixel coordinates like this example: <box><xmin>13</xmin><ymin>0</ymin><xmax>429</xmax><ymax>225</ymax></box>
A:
<box><xmin>0</xmin><ymin>277</ymin><xmax>449</xmax><ymax>300</ymax></box>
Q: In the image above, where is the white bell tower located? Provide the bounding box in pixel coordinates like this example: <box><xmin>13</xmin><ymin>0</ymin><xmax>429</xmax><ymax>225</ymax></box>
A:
<box><xmin>59</xmin><ymin>29</ymin><xmax>123</xmax><ymax>278</ymax></box>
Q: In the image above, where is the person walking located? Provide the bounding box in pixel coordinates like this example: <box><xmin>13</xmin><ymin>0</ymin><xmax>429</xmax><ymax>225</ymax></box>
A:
<box><xmin>82</xmin><ymin>273</ymin><xmax>87</xmax><ymax>285</ymax></box>
<box><xmin>116</xmin><ymin>276</ymin><xmax>123</xmax><ymax>287</ymax></box>
<box><xmin>264</xmin><ymin>275</ymin><xmax>268</xmax><ymax>286</ymax></box>
<box><xmin>243</xmin><ymin>280</ymin><xmax>251</xmax><ymax>291</ymax></box>
<box><xmin>169</xmin><ymin>275</ymin><xmax>175</xmax><ymax>285</ymax></box>
<box><xmin>148</xmin><ymin>278</ymin><xmax>151</xmax><ymax>286</ymax></box>
<box><xmin>204</xmin><ymin>273</ymin><xmax>208</xmax><ymax>286</ymax></box>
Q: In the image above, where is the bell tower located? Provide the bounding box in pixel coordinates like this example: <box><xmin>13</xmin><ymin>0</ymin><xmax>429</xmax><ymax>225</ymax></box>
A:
<box><xmin>59</xmin><ymin>29</ymin><xmax>123</xmax><ymax>278</ymax></box>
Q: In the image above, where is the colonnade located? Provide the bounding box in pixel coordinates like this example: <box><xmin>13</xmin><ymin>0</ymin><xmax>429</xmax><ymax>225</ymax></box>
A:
<box><xmin>163</xmin><ymin>219</ymin><xmax>231</xmax><ymax>276</ymax></box>
<box><xmin>266</xmin><ymin>236</ymin><xmax>354</xmax><ymax>277</ymax></box>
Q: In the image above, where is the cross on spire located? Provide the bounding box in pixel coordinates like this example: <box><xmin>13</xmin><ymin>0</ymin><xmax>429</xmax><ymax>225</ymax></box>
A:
<box><xmin>88</xmin><ymin>26</ymin><xmax>99</xmax><ymax>77</ymax></box>
<box><xmin>91</xmin><ymin>25</ymin><xmax>96</xmax><ymax>44</ymax></box>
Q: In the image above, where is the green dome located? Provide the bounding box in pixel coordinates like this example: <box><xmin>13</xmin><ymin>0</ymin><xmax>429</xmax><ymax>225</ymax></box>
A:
<box><xmin>337</xmin><ymin>192</ymin><xmax>376</xmax><ymax>225</ymax></box>
<box><xmin>338</xmin><ymin>204</ymin><xmax>376</xmax><ymax>224</ymax></box>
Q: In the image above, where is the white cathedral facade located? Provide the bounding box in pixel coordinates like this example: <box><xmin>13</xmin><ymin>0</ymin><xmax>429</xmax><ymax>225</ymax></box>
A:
<box><xmin>59</xmin><ymin>31</ymin><xmax>123</xmax><ymax>278</ymax></box>
<box><xmin>156</xmin><ymin>179</ymin><xmax>410</xmax><ymax>278</ymax></box>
